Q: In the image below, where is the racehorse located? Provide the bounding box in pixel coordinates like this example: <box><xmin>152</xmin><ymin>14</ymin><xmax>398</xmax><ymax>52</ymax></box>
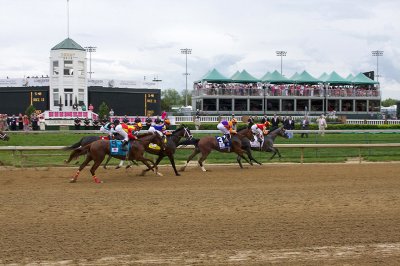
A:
<box><xmin>139</xmin><ymin>124</ymin><xmax>193</xmax><ymax>176</ymax></box>
<box><xmin>0</xmin><ymin>131</ymin><xmax>9</xmax><ymax>141</ymax></box>
<box><xmin>66</xmin><ymin>132</ymin><xmax>164</xmax><ymax>183</ymax></box>
<box><xmin>63</xmin><ymin>134</ymin><xmax>124</xmax><ymax>167</ymax></box>
<box><xmin>180</xmin><ymin>127</ymin><xmax>257</xmax><ymax>172</ymax></box>
<box><xmin>245</xmin><ymin>127</ymin><xmax>289</xmax><ymax>160</ymax></box>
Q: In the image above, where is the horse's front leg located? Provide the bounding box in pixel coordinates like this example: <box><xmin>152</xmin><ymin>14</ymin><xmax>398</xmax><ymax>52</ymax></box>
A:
<box><xmin>236</xmin><ymin>155</ymin><xmax>243</xmax><ymax>168</ymax></box>
<box><xmin>167</xmin><ymin>154</ymin><xmax>180</xmax><ymax>176</ymax></box>
<box><xmin>142</xmin><ymin>154</ymin><xmax>164</xmax><ymax>175</ymax></box>
<box><xmin>103</xmin><ymin>154</ymin><xmax>112</xmax><ymax>169</ymax></box>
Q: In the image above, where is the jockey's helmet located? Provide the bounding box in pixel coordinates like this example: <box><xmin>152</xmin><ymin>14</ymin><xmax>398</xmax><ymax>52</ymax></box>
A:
<box><xmin>136</xmin><ymin>122</ymin><xmax>143</xmax><ymax>128</ymax></box>
<box><xmin>264</xmin><ymin>121</ymin><xmax>271</xmax><ymax>127</ymax></box>
<box><xmin>155</xmin><ymin>118</ymin><xmax>161</xmax><ymax>124</ymax></box>
<box><xmin>113</xmin><ymin>119</ymin><xmax>120</xmax><ymax>125</ymax></box>
<box><xmin>222</xmin><ymin>120</ymin><xmax>228</xmax><ymax>126</ymax></box>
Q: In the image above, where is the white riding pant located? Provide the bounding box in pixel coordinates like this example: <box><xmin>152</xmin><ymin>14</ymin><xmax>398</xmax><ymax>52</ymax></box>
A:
<box><xmin>251</xmin><ymin>125</ymin><xmax>263</xmax><ymax>139</ymax></box>
<box><xmin>217</xmin><ymin>123</ymin><xmax>229</xmax><ymax>135</ymax></box>
<box><xmin>148</xmin><ymin>126</ymin><xmax>163</xmax><ymax>136</ymax></box>
<box><xmin>114</xmin><ymin>125</ymin><xmax>128</xmax><ymax>142</ymax></box>
<box><xmin>100</xmin><ymin>127</ymin><xmax>113</xmax><ymax>137</ymax></box>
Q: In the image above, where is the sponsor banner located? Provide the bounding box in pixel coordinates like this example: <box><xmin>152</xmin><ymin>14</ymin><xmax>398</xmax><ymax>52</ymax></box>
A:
<box><xmin>0</xmin><ymin>78</ymin><xmax>158</xmax><ymax>89</ymax></box>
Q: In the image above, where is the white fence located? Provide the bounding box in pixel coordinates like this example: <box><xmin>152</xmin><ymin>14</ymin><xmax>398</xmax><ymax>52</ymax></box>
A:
<box><xmin>1</xmin><ymin>143</ymin><xmax>400</xmax><ymax>166</ymax></box>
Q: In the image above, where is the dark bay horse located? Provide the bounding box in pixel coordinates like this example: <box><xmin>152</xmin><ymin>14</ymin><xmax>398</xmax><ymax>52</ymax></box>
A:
<box><xmin>180</xmin><ymin>127</ymin><xmax>257</xmax><ymax>172</ymax></box>
<box><xmin>139</xmin><ymin>125</ymin><xmax>193</xmax><ymax>176</ymax></box>
<box><xmin>66</xmin><ymin>133</ymin><xmax>163</xmax><ymax>183</ymax></box>
<box><xmin>0</xmin><ymin>131</ymin><xmax>9</xmax><ymax>141</ymax></box>
<box><xmin>245</xmin><ymin>127</ymin><xmax>289</xmax><ymax>160</ymax></box>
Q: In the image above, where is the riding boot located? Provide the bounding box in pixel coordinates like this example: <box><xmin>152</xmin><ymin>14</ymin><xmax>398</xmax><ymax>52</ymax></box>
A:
<box><xmin>224</xmin><ymin>134</ymin><xmax>230</xmax><ymax>151</ymax></box>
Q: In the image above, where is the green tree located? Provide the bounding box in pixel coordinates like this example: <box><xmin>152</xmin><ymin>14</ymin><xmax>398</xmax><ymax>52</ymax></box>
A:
<box><xmin>180</xmin><ymin>89</ymin><xmax>193</xmax><ymax>107</ymax></box>
<box><xmin>98</xmin><ymin>102</ymin><xmax>110</xmax><ymax>119</ymax></box>
<box><xmin>161</xmin><ymin>88</ymin><xmax>182</xmax><ymax>111</ymax></box>
<box><xmin>25</xmin><ymin>105</ymin><xmax>36</xmax><ymax>117</ymax></box>
<box><xmin>381</xmin><ymin>98</ymin><xmax>398</xmax><ymax>107</ymax></box>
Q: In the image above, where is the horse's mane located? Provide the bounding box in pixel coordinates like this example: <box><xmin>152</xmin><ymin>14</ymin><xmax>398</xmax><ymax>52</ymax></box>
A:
<box><xmin>171</xmin><ymin>125</ymin><xmax>185</xmax><ymax>135</ymax></box>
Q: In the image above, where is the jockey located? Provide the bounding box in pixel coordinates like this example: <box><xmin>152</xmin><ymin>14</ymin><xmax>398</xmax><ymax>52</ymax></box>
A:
<box><xmin>99</xmin><ymin>121</ymin><xmax>115</xmax><ymax>138</ymax></box>
<box><xmin>251</xmin><ymin>121</ymin><xmax>271</xmax><ymax>142</ymax></box>
<box><xmin>148</xmin><ymin>118</ymin><xmax>170</xmax><ymax>136</ymax></box>
<box><xmin>112</xmin><ymin>119</ymin><xmax>130</xmax><ymax>150</ymax></box>
<box><xmin>132</xmin><ymin>121</ymin><xmax>143</xmax><ymax>137</ymax></box>
<box><xmin>217</xmin><ymin>119</ymin><xmax>236</xmax><ymax>144</ymax></box>
<box><xmin>229</xmin><ymin>118</ymin><xmax>238</xmax><ymax>131</ymax></box>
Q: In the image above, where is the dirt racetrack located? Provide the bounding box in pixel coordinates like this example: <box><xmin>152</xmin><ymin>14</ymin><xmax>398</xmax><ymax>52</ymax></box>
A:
<box><xmin>1</xmin><ymin>162</ymin><xmax>400</xmax><ymax>265</ymax></box>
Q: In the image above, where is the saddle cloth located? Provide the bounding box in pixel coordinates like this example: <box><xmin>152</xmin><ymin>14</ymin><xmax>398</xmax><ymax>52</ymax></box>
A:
<box><xmin>215</xmin><ymin>136</ymin><xmax>230</xmax><ymax>149</ymax></box>
<box><xmin>148</xmin><ymin>137</ymin><xmax>167</xmax><ymax>151</ymax></box>
<box><xmin>250</xmin><ymin>139</ymin><xmax>264</xmax><ymax>148</ymax></box>
<box><xmin>109</xmin><ymin>140</ymin><xmax>129</xmax><ymax>156</ymax></box>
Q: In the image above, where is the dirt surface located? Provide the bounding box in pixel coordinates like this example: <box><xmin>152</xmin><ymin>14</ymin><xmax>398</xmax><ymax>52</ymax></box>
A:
<box><xmin>1</xmin><ymin>163</ymin><xmax>400</xmax><ymax>265</ymax></box>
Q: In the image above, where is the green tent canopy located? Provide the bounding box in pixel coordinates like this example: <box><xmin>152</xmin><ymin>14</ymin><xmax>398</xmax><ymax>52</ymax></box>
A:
<box><xmin>262</xmin><ymin>70</ymin><xmax>290</xmax><ymax>83</ymax></box>
<box><xmin>231</xmin><ymin>70</ymin><xmax>260</xmax><ymax>83</ymax></box>
<box><xmin>319</xmin><ymin>72</ymin><xmax>329</xmax><ymax>82</ymax></box>
<box><xmin>346</xmin><ymin>74</ymin><xmax>355</xmax><ymax>81</ymax></box>
<box><xmin>351</xmin><ymin>72</ymin><xmax>379</xmax><ymax>85</ymax></box>
<box><xmin>293</xmin><ymin>70</ymin><xmax>321</xmax><ymax>84</ymax></box>
<box><xmin>324</xmin><ymin>71</ymin><xmax>351</xmax><ymax>84</ymax></box>
<box><xmin>290</xmin><ymin>72</ymin><xmax>300</xmax><ymax>80</ymax></box>
<box><xmin>260</xmin><ymin>71</ymin><xmax>271</xmax><ymax>81</ymax></box>
<box><xmin>230</xmin><ymin>71</ymin><xmax>241</xmax><ymax>80</ymax></box>
<box><xmin>195</xmin><ymin>68</ymin><xmax>231</xmax><ymax>83</ymax></box>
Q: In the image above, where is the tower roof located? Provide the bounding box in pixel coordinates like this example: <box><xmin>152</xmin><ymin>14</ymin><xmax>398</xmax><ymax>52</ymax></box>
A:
<box><xmin>51</xmin><ymin>38</ymin><xmax>85</xmax><ymax>51</ymax></box>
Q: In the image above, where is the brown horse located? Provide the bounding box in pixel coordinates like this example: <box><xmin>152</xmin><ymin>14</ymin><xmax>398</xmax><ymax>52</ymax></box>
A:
<box><xmin>180</xmin><ymin>127</ymin><xmax>256</xmax><ymax>172</ymax></box>
<box><xmin>66</xmin><ymin>133</ymin><xmax>163</xmax><ymax>183</ymax></box>
<box><xmin>0</xmin><ymin>131</ymin><xmax>9</xmax><ymax>141</ymax></box>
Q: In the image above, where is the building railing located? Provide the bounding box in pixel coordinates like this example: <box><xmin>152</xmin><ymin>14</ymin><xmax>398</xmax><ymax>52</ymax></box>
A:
<box><xmin>193</xmin><ymin>88</ymin><xmax>380</xmax><ymax>98</ymax></box>
<box><xmin>44</xmin><ymin>111</ymin><xmax>99</xmax><ymax>120</ymax></box>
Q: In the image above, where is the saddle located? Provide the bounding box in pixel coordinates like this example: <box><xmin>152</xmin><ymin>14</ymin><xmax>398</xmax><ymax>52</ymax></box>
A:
<box><xmin>148</xmin><ymin>137</ymin><xmax>167</xmax><ymax>151</ymax></box>
<box><xmin>109</xmin><ymin>140</ymin><xmax>130</xmax><ymax>156</ymax></box>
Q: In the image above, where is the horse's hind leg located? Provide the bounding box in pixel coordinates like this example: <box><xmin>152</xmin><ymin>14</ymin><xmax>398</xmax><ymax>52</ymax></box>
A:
<box><xmin>236</xmin><ymin>155</ymin><xmax>243</xmax><ymax>168</ymax></box>
<box><xmin>90</xmin><ymin>160</ymin><xmax>103</xmax><ymax>183</ymax></box>
<box><xmin>70</xmin><ymin>155</ymin><xmax>92</xmax><ymax>183</ymax></box>
<box><xmin>198</xmin><ymin>151</ymin><xmax>211</xmax><ymax>172</ymax></box>
<box><xmin>180</xmin><ymin>148</ymin><xmax>200</xmax><ymax>172</ymax></box>
<box><xmin>142</xmin><ymin>155</ymin><xmax>163</xmax><ymax>176</ymax></box>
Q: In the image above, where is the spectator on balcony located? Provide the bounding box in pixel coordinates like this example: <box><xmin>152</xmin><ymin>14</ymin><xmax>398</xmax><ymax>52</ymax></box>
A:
<box><xmin>72</xmin><ymin>103</ymin><xmax>78</xmax><ymax>111</ymax></box>
<box><xmin>122</xmin><ymin>115</ymin><xmax>129</xmax><ymax>124</ymax></box>
<box><xmin>145</xmin><ymin>115</ymin><xmax>153</xmax><ymax>129</ymax></box>
<box><xmin>89</xmin><ymin>103</ymin><xmax>94</xmax><ymax>112</ymax></box>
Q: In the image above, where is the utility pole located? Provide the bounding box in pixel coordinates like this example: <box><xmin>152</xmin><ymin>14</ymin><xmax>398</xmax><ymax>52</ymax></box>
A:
<box><xmin>276</xmin><ymin>51</ymin><xmax>287</xmax><ymax>76</ymax></box>
<box><xmin>85</xmin><ymin>46</ymin><xmax>97</xmax><ymax>79</ymax></box>
<box><xmin>180</xmin><ymin>48</ymin><xmax>192</xmax><ymax>106</ymax></box>
<box><xmin>371</xmin><ymin>50</ymin><xmax>384</xmax><ymax>82</ymax></box>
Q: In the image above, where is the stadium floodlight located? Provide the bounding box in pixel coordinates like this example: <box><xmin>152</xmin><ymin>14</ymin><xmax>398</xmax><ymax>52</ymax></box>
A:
<box><xmin>85</xmin><ymin>46</ymin><xmax>97</xmax><ymax>79</ymax></box>
<box><xmin>371</xmin><ymin>50</ymin><xmax>384</xmax><ymax>82</ymax></box>
<box><xmin>180</xmin><ymin>48</ymin><xmax>192</xmax><ymax>107</ymax></box>
<box><xmin>276</xmin><ymin>51</ymin><xmax>287</xmax><ymax>76</ymax></box>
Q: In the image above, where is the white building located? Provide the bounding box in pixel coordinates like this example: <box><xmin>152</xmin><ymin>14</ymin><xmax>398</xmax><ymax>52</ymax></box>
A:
<box><xmin>49</xmin><ymin>38</ymin><xmax>87</xmax><ymax>111</ymax></box>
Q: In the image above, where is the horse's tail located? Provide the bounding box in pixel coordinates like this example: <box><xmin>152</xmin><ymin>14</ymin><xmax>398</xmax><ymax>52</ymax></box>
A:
<box><xmin>63</xmin><ymin>139</ymin><xmax>82</xmax><ymax>151</ymax></box>
<box><xmin>65</xmin><ymin>144</ymin><xmax>92</xmax><ymax>164</ymax></box>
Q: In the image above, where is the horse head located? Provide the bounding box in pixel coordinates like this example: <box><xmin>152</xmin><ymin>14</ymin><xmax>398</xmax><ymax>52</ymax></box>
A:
<box><xmin>279</xmin><ymin>127</ymin><xmax>290</xmax><ymax>139</ymax></box>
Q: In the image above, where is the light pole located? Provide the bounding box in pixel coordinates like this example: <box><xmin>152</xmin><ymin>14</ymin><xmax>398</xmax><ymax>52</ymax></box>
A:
<box><xmin>371</xmin><ymin>50</ymin><xmax>383</xmax><ymax>82</ymax></box>
<box><xmin>276</xmin><ymin>51</ymin><xmax>287</xmax><ymax>76</ymax></box>
<box><xmin>180</xmin><ymin>48</ymin><xmax>192</xmax><ymax>107</ymax></box>
<box><xmin>85</xmin><ymin>46</ymin><xmax>97</xmax><ymax>79</ymax></box>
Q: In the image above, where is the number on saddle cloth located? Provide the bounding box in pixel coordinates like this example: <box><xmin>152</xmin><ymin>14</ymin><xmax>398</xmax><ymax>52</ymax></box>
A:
<box><xmin>109</xmin><ymin>140</ymin><xmax>129</xmax><ymax>156</ymax></box>
<box><xmin>216</xmin><ymin>136</ymin><xmax>230</xmax><ymax>149</ymax></box>
<box><xmin>250</xmin><ymin>137</ymin><xmax>263</xmax><ymax>148</ymax></box>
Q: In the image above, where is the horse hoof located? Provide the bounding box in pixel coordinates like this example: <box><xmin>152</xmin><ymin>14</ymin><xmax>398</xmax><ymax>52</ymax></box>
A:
<box><xmin>179</xmin><ymin>167</ymin><xmax>186</xmax><ymax>172</ymax></box>
<box><xmin>115</xmin><ymin>166</ymin><xmax>120</xmax><ymax>169</ymax></box>
<box><xmin>176</xmin><ymin>173</ymin><xmax>181</xmax><ymax>176</ymax></box>
<box><xmin>157</xmin><ymin>172</ymin><xmax>163</xmax><ymax>176</ymax></box>
<box><xmin>69</xmin><ymin>179</ymin><xmax>77</xmax><ymax>183</ymax></box>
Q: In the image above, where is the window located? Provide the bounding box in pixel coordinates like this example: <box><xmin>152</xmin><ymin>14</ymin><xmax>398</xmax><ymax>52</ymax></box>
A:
<box><xmin>249</xmin><ymin>99</ymin><xmax>262</xmax><ymax>111</ymax></box>
<box><xmin>52</xmin><ymin>61</ymin><xmax>59</xmax><ymax>75</ymax></box>
<box><xmin>267</xmin><ymin>99</ymin><xmax>280</xmax><ymax>111</ymax></box>
<box><xmin>234</xmin><ymin>99</ymin><xmax>247</xmax><ymax>111</ymax></box>
<box><xmin>311</xmin><ymin>99</ymin><xmax>323</xmax><ymax>112</ymax></box>
<box><xmin>356</xmin><ymin>100</ymin><xmax>367</xmax><ymax>112</ymax></box>
<box><xmin>219</xmin><ymin>99</ymin><xmax>232</xmax><ymax>111</ymax></box>
<box><xmin>64</xmin><ymin>60</ymin><xmax>74</xmax><ymax>75</ymax></box>
<box><xmin>78</xmin><ymin>88</ymin><xmax>85</xmax><ymax>105</ymax></box>
<box><xmin>342</xmin><ymin>100</ymin><xmax>353</xmax><ymax>112</ymax></box>
<box><xmin>282</xmin><ymin>99</ymin><xmax>294</xmax><ymax>111</ymax></box>
<box><xmin>203</xmin><ymin>99</ymin><xmax>216</xmax><ymax>111</ymax></box>
<box><xmin>78</xmin><ymin>61</ymin><xmax>85</xmax><ymax>76</ymax></box>
<box><xmin>53</xmin><ymin>88</ymin><xmax>59</xmax><ymax>106</ymax></box>
<box><xmin>296</xmin><ymin>99</ymin><xmax>309</xmax><ymax>112</ymax></box>
<box><xmin>327</xmin><ymin>100</ymin><xmax>340</xmax><ymax>112</ymax></box>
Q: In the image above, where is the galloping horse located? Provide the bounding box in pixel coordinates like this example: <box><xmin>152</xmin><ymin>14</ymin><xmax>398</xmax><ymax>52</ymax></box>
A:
<box><xmin>140</xmin><ymin>125</ymin><xmax>193</xmax><ymax>176</ymax></box>
<box><xmin>66</xmin><ymin>133</ymin><xmax>163</xmax><ymax>183</ymax></box>
<box><xmin>180</xmin><ymin>127</ymin><xmax>257</xmax><ymax>172</ymax></box>
<box><xmin>64</xmin><ymin>134</ymin><xmax>124</xmax><ymax>167</ymax></box>
<box><xmin>0</xmin><ymin>131</ymin><xmax>9</xmax><ymax>141</ymax></box>
<box><xmin>246</xmin><ymin>127</ymin><xmax>289</xmax><ymax>160</ymax></box>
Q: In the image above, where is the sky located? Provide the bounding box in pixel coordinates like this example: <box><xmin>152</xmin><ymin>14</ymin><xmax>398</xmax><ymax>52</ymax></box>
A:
<box><xmin>0</xmin><ymin>0</ymin><xmax>399</xmax><ymax>99</ymax></box>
